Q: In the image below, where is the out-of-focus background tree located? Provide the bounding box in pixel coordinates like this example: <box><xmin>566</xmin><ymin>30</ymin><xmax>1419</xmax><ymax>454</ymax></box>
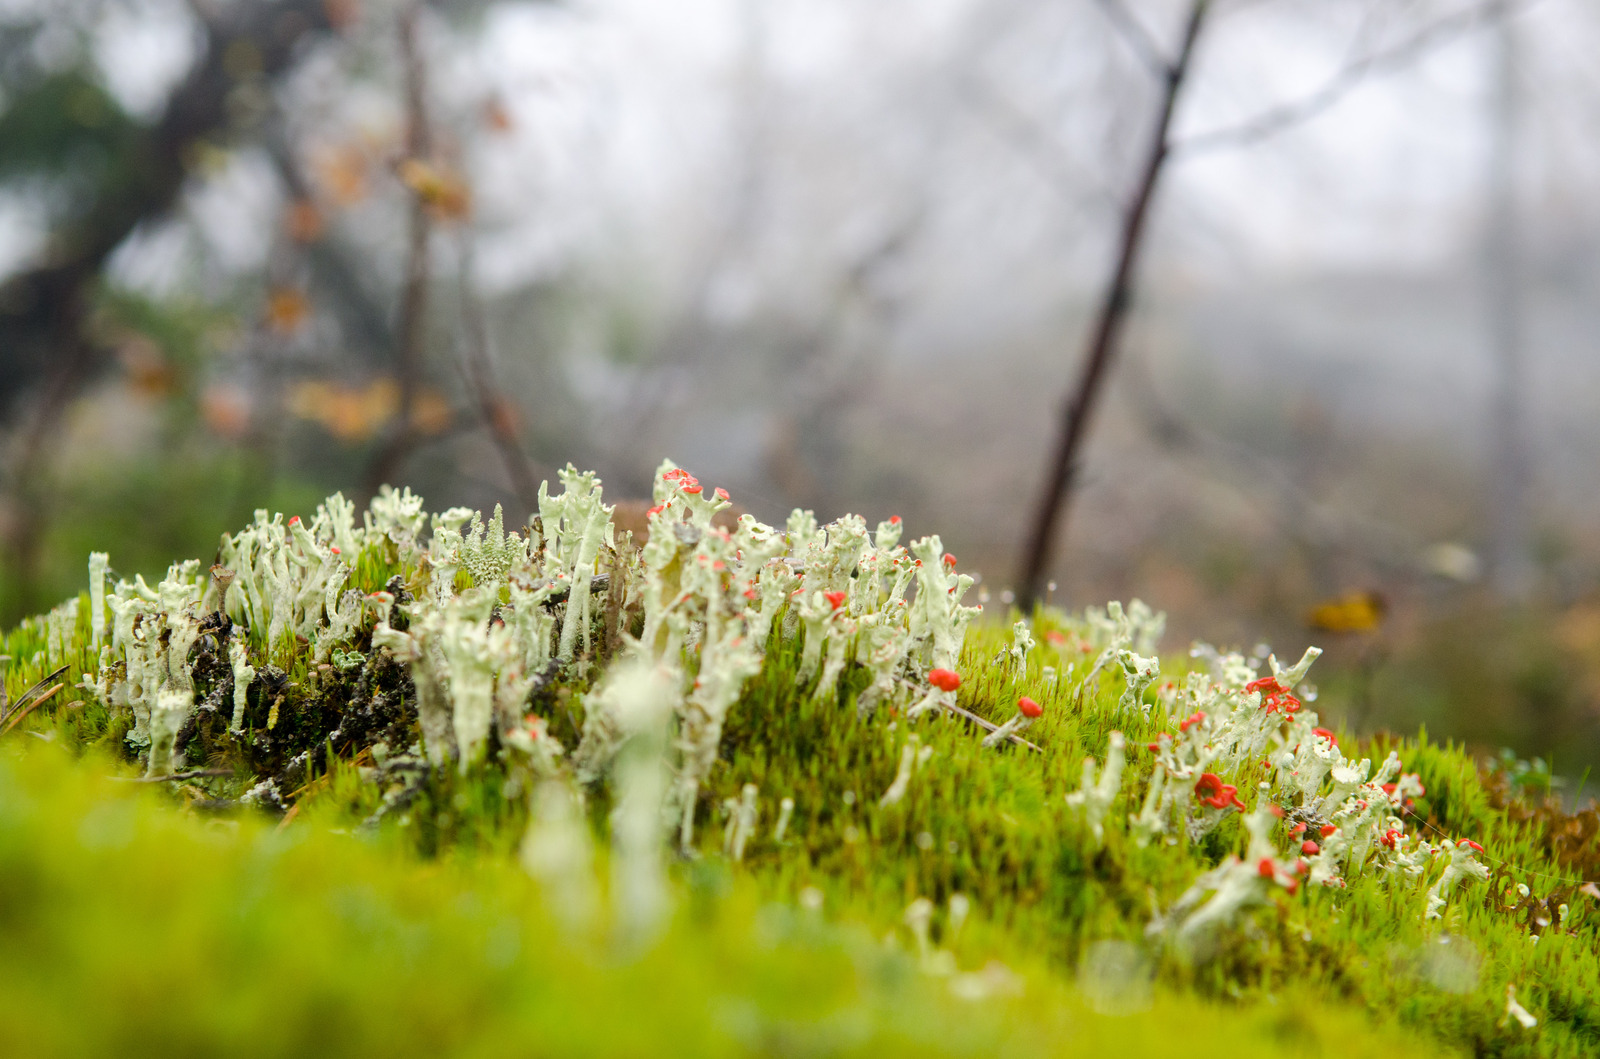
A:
<box><xmin>4</xmin><ymin>0</ymin><xmax>1600</xmax><ymax>784</ymax></box>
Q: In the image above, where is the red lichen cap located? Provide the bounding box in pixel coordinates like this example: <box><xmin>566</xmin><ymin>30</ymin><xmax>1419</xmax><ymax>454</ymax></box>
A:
<box><xmin>1459</xmin><ymin>839</ymin><xmax>1484</xmax><ymax>852</ymax></box>
<box><xmin>1017</xmin><ymin>697</ymin><xmax>1043</xmax><ymax>719</ymax></box>
<box><xmin>714</xmin><ymin>487</ymin><xmax>730</xmax><ymax>501</ymax></box>
<box><xmin>1258</xmin><ymin>857</ymin><xmax>1277</xmax><ymax>878</ymax></box>
<box><xmin>1194</xmin><ymin>773</ymin><xmax>1244</xmax><ymax>810</ymax></box>
<box><xmin>928</xmin><ymin>668</ymin><xmax>961</xmax><ymax>692</ymax></box>
<box><xmin>824</xmin><ymin>591</ymin><xmax>847</xmax><ymax>610</ymax></box>
<box><xmin>1301</xmin><ymin>840</ymin><xmax>1320</xmax><ymax>856</ymax></box>
<box><xmin>1243</xmin><ymin>676</ymin><xmax>1284</xmax><ymax>695</ymax></box>
<box><xmin>1312</xmin><ymin>727</ymin><xmax>1335</xmax><ymax>741</ymax></box>
<box><xmin>889</xmin><ymin>515</ymin><xmax>901</xmax><ymax>525</ymax></box>
<box><xmin>1179</xmin><ymin>711</ymin><xmax>1206</xmax><ymax>732</ymax></box>
<box><xmin>1319</xmin><ymin>824</ymin><xmax>1336</xmax><ymax>838</ymax></box>
<box><xmin>942</xmin><ymin>553</ymin><xmax>957</xmax><ymax>567</ymax></box>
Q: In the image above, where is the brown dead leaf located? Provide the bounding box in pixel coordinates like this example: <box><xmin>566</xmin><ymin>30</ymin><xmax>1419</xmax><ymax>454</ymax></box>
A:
<box><xmin>483</xmin><ymin>96</ymin><xmax>514</xmax><ymax>133</ymax></box>
<box><xmin>266</xmin><ymin>288</ymin><xmax>311</xmax><ymax>335</ymax></box>
<box><xmin>201</xmin><ymin>383</ymin><xmax>252</xmax><ymax>440</ymax></box>
<box><xmin>410</xmin><ymin>388</ymin><xmax>455</xmax><ymax>435</ymax></box>
<box><xmin>286</xmin><ymin>198</ymin><xmax>325</xmax><ymax>243</ymax></box>
<box><xmin>397</xmin><ymin>158</ymin><xmax>471</xmax><ymax>221</ymax></box>
<box><xmin>315</xmin><ymin>146</ymin><xmax>369</xmax><ymax>206</ymax></box>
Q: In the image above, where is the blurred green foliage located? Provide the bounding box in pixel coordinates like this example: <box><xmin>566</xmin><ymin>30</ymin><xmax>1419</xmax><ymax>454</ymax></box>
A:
<box><xmin>0</xmin><ymin>742</ymin><xmax>1462</xmax><ymax>1059</ymax></box>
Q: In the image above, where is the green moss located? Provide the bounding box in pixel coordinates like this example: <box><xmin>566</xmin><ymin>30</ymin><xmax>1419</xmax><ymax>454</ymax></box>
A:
<box><xmin>0</xmin><ymin>743</ymin><xmax>1463</xmax><ymax>1059</ymax></box>
<box><xmin>2</xmin><ymin>579</ymin><xmax>1597</xmax><ymax>1055</ymax></box>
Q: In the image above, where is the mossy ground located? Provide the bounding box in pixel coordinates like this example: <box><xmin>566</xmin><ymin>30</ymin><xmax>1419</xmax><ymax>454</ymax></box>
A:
<box><xmin>1</xmin><ymin>595</ymin><xmax>1596</xmax><ymax>1057</ymax></box>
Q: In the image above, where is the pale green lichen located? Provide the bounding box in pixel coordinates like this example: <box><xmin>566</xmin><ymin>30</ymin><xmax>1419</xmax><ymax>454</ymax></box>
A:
<box><xmin>1065</xmin><ymin>731</ymin><xmax>1125</xmax><ymax>844</ymax></box>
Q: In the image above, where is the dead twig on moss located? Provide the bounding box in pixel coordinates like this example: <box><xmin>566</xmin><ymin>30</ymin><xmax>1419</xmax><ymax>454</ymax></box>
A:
<box><xmin>110</xmin><ymin>768</ymin><xmax>235</xmax><ymax>784</ymax></box>
<box><xmin>0</xmin><ymin>683</ymin><xmax>64</xmax><ymax>737</ymax></box>
<box><xmin>0</xmin><ymin>664</ymin><xmax>70</xmax><ymax>732</ymax></box>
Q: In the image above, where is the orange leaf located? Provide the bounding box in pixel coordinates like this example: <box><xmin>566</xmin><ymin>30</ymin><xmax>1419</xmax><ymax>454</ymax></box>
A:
<box><xmin>397</xmin><ymin>158</ymin><xmax>471</xmax><ymax>221</ymax></box>
<box><xmin>410</xmin><ymin>388</ymin><xmax>454</xmax><ymax>435</ymax></box>
<box><xmin>487</xmin><ymin>395</ymin><xmax>521</xmax><ymax>437</ymax></box>
<box><xmin>483</xmin><ymin>96</ymin><xmax>513</xmax><ymax>133</ymax></box>
<box><xmin>201</xmin><ymin>383</ymin><xmax>252</xmax><ymax>440</ymax></box>
<box><xmin>286</xmin><ymin>199</ymin><xmax>324</xmax><ymax>243</ymax></box>
<box><xmin>116</xmin><ymin>335</ymin><xmax>174</xmax><ymax>398</ymax></box>
<box><xmin>266</xmin><ymin>288</ymin><xmax>311</xmax><ymax>335</ymax></box>
<box><xmin>315</xmin><ymin>146</ymin><xmax>369</xmax><ymax>206</ymax></box>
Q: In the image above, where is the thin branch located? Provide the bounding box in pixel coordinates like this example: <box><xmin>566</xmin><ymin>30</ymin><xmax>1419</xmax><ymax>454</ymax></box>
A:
<box><xmin>110</xmin><ymin>769</ymin><xmax>235</xmax><ymax>783</ymax></box>
<box><xmin>896</xmin><ymin>680</ymin><xmax>1043</xmax><ymax>752</ymax></box>
<box><xmin>1093</xmin><ymin>0</ymin><xmax>1174</xmax><ymax>77</ymax></box>
<box><xmin>454</xmin><ymin>231</ymin><xmax>544</xmax><ymax>514</ymax></box>
<box><xmin>0</xmin><ymin>683</ymin><xmax>63</xmax><ymax>737</ymax></box>
<box><xmin>0</xmin><ymin>664</ymin><xmax>67</xmax><ymax>727</ymax></box>
<box><xmin>942</xmin><ymin>701</ymin><xmax>1045</xmax><ymax>753</ymax></box>
<box><xmin>362</xmin><ymin>1</ymin><xmax>434</xmax><ymax>502</ymax></box>
<box><xmin>1120</xmin><ymin>346</ymin><xmax>1423</xmax><ymax>572</ymax></box>
<box><xmin>1173</xmin><ymin>0</ymin><xmax>1539</xmax><ymax>155</ymax></box>
<box><xmin>1017</xmin><ymin>0</ymin><xmax>1212</xmax><ymax>609</ymax></box>
<box><xmin>956</xmin><ymin>71</ymin><xmax>1121</xmax><ymax>212</ymax></box>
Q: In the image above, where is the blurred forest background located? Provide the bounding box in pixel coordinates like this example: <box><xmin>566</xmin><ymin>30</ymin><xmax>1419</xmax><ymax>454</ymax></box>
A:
<box><xmin>3</xmin><ymin>0</ymin><xmax>1600</xmax><ymax>783</ymax></box>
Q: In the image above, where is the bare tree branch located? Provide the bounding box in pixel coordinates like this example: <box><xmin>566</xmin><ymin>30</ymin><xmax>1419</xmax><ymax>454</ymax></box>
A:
<box><xmin>362</xmin><ymin>2</ymin><xmax>434</xmax><ymax>502</ymax></box>
<box><xmin>454</xmin><ymin>232</ymin><xmax>544</xmax><ymax>514</ymax></box>
<box><xmin>1120</xmin><ymin>345</ymin><xmax>1423</xmax><ymax>573</ymax></box>
<box><xmin>1017</xmin><ymin>0</ymin><xmax>1212</xmax><ymax>610</ymax></box>
<box><xmin>1173</xmin><ymin>0</ymin><xmax>1540</xmax><ymax>155</ymax></box>
<box><xmin>1093</xmin><ymin>0</ymin><xmax>1174</xmax><ymax>77</ymax></box>
<box><xmin>955</xmin><ymin>70</ymin><xmax>1122</xmax><ymax>213</ymax></box>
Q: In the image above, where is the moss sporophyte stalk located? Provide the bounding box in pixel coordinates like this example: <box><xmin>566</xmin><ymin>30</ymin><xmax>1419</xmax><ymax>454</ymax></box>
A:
<box><xmin>2</xmin><ymin>458</ymin><xmax>1593</xmax><ymax>1055</ymax></box>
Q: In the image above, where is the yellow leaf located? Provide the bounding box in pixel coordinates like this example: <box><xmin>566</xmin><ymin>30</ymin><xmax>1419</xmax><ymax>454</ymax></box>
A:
<box><xmin>1306</xmin><ymin>591</ymin><xmax>1386</xmax><ymax>635</ymax></box>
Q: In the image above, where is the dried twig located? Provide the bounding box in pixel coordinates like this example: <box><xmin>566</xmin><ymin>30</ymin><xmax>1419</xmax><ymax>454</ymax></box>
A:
<box><xmin>0</xmin><ymin>683</ymin><xmax>64</xmax><ymax>737</ymax></box>
<box><xmin>898</xmin><ymin>679</ymin><xmax>1043</xmax><ymax>752</ymax></box>
<box><xmin>110</xmin><ymin>768</ymin><xmax>235</xmax><ymax>784</ymax></box>
<box><xmin>0</xmin><ymin>665</ymin><xmax>68</xmax><ymax>727</ymax></box>
<box><xmin>942</xmin><ymin>699</ymin><xmax>1045</xmax><ymax>753</ymax></box>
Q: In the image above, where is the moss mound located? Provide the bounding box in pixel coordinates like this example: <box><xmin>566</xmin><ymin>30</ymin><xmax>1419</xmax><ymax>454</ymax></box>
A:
<box><xmin>0</xmin><ymin>467</ymin><xmax>1595</xmax><ymax>1057</ymax></box>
